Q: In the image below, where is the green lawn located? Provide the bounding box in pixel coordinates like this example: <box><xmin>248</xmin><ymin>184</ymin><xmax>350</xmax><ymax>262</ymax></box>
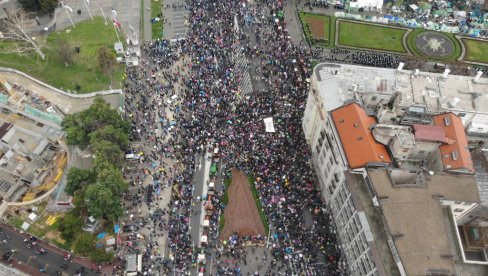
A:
<box><xmin>406</xmin><ymin>28</ymin><xmax>462</xmax><ymax>62</ymax></box>
<box><xmin>338</xmin><ymin>20</ymin><xmax>407</xmax><ymax>53</ymax></box>
<box><xmin>299</xmin><ymin>12</ymin><xmax>334</xmax><ymax>47</ymax></box>
<box><xmin>463</xmin><ymin>38</ymin><xmax>488</xmax><ymax>64</ymax></box>
<box><xmin>248</xmin><ymin>175</ymin><xmax>269</xmax><ymax>234</ymax></box>
<box><xmin>0</xmin><ymin>17</ymin><xmax>124</xmax><ymax>93</ymax></box>
<box><xmin>151</xmin><ymin>0</ymin><xmax>164</xmax><ymax>39</ymax></box>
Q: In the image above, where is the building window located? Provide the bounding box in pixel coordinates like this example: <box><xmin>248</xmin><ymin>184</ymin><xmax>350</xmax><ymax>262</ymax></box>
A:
<box><xmin>444</xmin><ymin>116</ymin><xmax>451</xmax><ymax>126</ymax></box>
<box><xmin>458</xmin><ymin>112</ymin><xmax>466</xmax><ymax>117</ymax></box>
<box><xmin>451</xmin><ymin>151</ymin><xmax>458</xmax><ymax>161</ymax></box>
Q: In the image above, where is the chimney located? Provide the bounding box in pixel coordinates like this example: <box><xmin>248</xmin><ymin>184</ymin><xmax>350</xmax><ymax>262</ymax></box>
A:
<box><xmin>414</xmin><ymin>69</ymin><xmax>420</xmax><ymax>76</ymax></box>
<box><xmin>397</xmin><ymin>62</ymin><xmax>405</xmax><ymax>72</ymax></box>
<box><xmin>474</xmin><ymin>70</ymin><xmax>483</xmax><ymax>82</ymax></box>
<box><xmin>441</xmin><ymin>69</ymin><xmax>450</xmax><ymax>79</ymax></box>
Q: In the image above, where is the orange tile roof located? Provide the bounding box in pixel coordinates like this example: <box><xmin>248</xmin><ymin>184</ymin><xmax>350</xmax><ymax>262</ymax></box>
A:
<box><xmin>331</xmin><ymin>103</ymin><xmax>392</xmax><ymax>169</ymax></box>
<box><xmin>433</xmin><ymin>113</ymin><xmax>474</xmax><ymax>173</ymax></box>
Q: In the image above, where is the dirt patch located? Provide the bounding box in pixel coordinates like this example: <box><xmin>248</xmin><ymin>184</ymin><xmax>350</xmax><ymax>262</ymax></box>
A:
<box><xmin>221</xmin><ymin>169</ymin><xmax>265</xmax><ymax>241</ymax></box>
<box><xmin>306</xmin><ymin>17</ymin><xmax>326</xmax><ymax>38</ymax></box>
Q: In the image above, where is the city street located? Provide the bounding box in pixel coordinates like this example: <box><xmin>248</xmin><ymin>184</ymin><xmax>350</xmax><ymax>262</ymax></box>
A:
<box><xmin>0</xmin><ymin>225</ymin><xmax>96</xmax><ymax>275</ymax></box>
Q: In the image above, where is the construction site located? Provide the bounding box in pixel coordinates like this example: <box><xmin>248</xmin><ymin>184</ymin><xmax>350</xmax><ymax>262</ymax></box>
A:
<box><xmin>0</xmin><ymin>74</ymin><xmax>67</xmax><ymax>203</ymax></box>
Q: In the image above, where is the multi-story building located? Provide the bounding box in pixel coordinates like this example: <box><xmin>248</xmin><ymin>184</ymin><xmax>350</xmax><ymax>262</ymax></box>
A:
<box><xmin>303</xmin><ymin>63</ymin><xmax>488</xmax><ymax>275</ymax></box>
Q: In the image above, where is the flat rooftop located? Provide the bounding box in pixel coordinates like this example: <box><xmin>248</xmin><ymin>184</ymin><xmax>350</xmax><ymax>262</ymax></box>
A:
<box><xmin>367</xmin><ymin>168</ymin><xmax>480</xmax><ymax>276</ymax></box>
<box><xmin>313</xmin><ymin>63</ymin><xmax>488</xmax><ymax>115</ymax></box>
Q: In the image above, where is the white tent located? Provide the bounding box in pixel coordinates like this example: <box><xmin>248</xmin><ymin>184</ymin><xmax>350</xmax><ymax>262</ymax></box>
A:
<box><xmin>349</xmin><ymin>0</ymin><xmax>383</xmax><ymax>9</ymax></box>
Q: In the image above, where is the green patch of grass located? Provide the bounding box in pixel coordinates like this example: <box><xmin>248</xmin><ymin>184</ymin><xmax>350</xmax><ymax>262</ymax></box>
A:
<box><xmin>298</xmin><ymin>12</ymin><xmax>334</xmax><ymax>48</ymax></box>
<box><xmin>219</xmin><ymin>214</ymin><xmax>225</xmax><ymax>233</ymax></box>
<box><xmin>51</xmin><ymin>238</ymin><xmax>72</xmax><ymax>251</ymax></box>
<box><xmin>406</xmin><ymin>28</ymin><xmax>462</xmax><ymax>62</ymax></box>
<box><xmin>338</xmin><ymin>20</ymin><xmax>407</xmax><ymax>53</ymax></box>
<box><xmin>462</xmin><ymin>38</ymin><xmax>488</xmax><ymax>64</ymax></box>
<box><xmin>0</xmin><ymin>16</ymin><xmax>124</xmax><ymax>93</ymax></box>
<box><xmin>151</xmin><ymin>0</ymin><xmax>164</xmax><ymax>39</ymax></box>
<box><xmin>247</xmin><ymin>174</ymin><xmax>269</xmax><ymax>234</ymax></box>
<box><xmin>222</xmin><ymin>178</ymin><xmax>231</xmax><ymax>206</ymax></box>
<box><xmin>28</xmin><ymin>224</ymin><xmax>48</xmax><ymax>239</ymax></box>
<box><xmin>9</xmin><ymin>217</ymin><xmax>23</xmax><ymax>229</ymax></box>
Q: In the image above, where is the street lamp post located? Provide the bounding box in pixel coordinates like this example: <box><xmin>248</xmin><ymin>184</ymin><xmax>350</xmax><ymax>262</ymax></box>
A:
<box><xmin>84</xmin><ymin>0</ymin><xmax>94</xmax><ymax>20</ymax></box>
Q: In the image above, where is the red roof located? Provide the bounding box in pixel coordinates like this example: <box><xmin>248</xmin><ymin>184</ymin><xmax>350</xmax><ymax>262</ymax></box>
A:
<box><xmin>331</xmin><ymin>103</ymin><xmax>392</xmax><ymax>169</ymax></box>
<box><xmin>413</xmin><ymin>124</ymin><xmax>446</xmax><ymax>143</ymax></box>
<box><xmin>433</xmin><ymin>113</ymin><xmax>474</xmax><ymax>173</ymax></box>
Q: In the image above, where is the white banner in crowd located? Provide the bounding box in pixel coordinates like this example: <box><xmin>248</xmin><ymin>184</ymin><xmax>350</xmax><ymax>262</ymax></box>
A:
<box><xmin>264</xmin><ymin>117</ymin><xmax>275</xmax><ymax>133</ymax></box>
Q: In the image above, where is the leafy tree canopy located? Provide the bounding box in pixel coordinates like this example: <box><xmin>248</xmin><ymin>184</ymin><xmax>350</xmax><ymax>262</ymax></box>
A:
<box><xmin>90</xmin><ymin>249</ymin><xmax>114</xmax><ymax>264</ymax></box>
<box><xmin>19</xmin><ymin>0</ymin><xmax>59</xmax><ymax>13</ymax></box>
<box><xmin>89</xmin><ymin>125</ymin><xmax>129</xmax><ymax>151</ymax></box>
<box><xmin>96</xmin><ymin>168</ymin><xmax>128</xmax><ymax>197</ymax></box>
<box><xmin>73</xmin><ymin>232</ymin><xmax>96</xmax><ymax>256</ymax></box>
<box><xmin>62</xmin><ymin>97</ymin><xmax>129</xmax><ymax>149</ymax></box>
<box><xmin>85</xmin><ymin>184</ymin><xmax>123</xmax><ymax>221</ymax></box>
<box><xmin>58</xmin><ymin>211</ymin><xmax>84</xmax><ymax>241</ymax></box>
<box><xmin>65</xmin><ymin>167</ymin><xmax>95</xmax><ymax>196</ymax></box>
<box><xmin>92</xmin><ymin>140</ymin><xmax>125</xmax><ymax>169</ymax></box>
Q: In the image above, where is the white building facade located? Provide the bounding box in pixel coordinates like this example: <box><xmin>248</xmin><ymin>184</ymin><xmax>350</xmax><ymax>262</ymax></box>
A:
<box><xmin>303</xmin><ymin>65</ymin><xmax>381</xmax><ymax>276</ymax></box>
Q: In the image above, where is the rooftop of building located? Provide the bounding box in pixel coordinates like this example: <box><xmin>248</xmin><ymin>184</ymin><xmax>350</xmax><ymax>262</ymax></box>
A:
<box><xmin>331</xmin><ymin>103</ymin><xmax>392</xmax><ymax>169</ymax></box>
<box><xmin>433</xmin><ymin>113</ymin><xmax>474</xmax><ymax>173</ymax></box>
<box><xmin>313</xmin><ymin>63</ymin><xmax>488</xmax><ymax>115</ymax></box>
<box><xmin>413</xmin><ymin>124</ymin><xmax>446</xmax><ymax>143</ymax></box>
<box><xmin>367</xmin><ymin>168</ymin><xmax>481</xmax><ymax>276</ymax></box>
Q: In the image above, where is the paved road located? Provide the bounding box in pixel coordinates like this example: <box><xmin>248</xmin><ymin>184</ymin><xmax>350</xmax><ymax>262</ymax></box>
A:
<box><xmin>0</xmin><ymin>226</ymin><xmax>96</xmax><ymax>275</ymax></box>
<box><xmin>143</xmin><ymin>0</ymin><xmax>152</xmax><ymax>40</ymax></box>
<box><xmin>162</xmin><ymin>0</ymin><xmax>189</xmax><ymax>38</ymax></box>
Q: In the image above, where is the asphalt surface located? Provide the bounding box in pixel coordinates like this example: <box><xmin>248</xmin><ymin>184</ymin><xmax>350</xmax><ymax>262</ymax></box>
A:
<box><xmin>0</xmin><ymin>226</ymin><xmax>96</xmax><ymax>276</ymax></box>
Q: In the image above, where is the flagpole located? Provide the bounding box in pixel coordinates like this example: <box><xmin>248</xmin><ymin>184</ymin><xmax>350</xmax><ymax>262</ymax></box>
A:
<box><xmin>113</xmin><ymin>22</ymin><xmax>121</xmax><ymax>43</ymax></box>
<box><xmin>98</xmin><ymin>0</ymin><xmax>108</xmax><ymax>25</ymax></box>
<box><xmin>111</xmin><ymin>9</ymin><xmax>121</xmax><ymax>43</ymax></box>
<box><xmin>84</xmin><ymin>0</ymin><xmax>93</xmax><ymax>20</ymax></box>
<box><xmin>61</xmin><ymin>1</ymin><xmax>75</xmax><ymax>28</ymax></box>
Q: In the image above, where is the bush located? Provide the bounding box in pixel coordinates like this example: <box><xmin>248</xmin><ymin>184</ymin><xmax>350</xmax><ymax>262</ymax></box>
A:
<box><xmin>247</xmin><ymin>175</ymin><xmax>269</xmax><ymax>234</ymax></box>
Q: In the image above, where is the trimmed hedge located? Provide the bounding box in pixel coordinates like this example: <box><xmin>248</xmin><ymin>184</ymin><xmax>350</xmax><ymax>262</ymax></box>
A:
<box><xmin>248</xmin><ymin>174</ymin><xmax>269</xmax><ymax>234</ymax></box>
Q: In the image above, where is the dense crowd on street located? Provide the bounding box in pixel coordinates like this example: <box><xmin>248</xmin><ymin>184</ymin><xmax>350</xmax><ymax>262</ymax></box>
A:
<box><xmin>120</xmin><ymin>0</ymin><xmax>350</xmax><ymax>275</ymax></box>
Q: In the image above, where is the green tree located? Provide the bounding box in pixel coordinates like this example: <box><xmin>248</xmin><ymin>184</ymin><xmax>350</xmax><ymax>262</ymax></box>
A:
<box><xmin>58</xmin><ymin>211</ymin><xmax>84</xmax><ymax>241</ymax></box>
<box><xmin>18</xmin><ymin>0</ymin><xmax>40</xmax><ymax>11</ymax></box>
<box><xmin>18</xmin><ymin>0</ymin><xmax>59</xmax><ymax>13</ymax></box>
<box><xmin>73</xmin><ymin>232</ymin><xmax>96</xmax><ymax>256</ymax></box>
<box><xmin>96</xmin><ymin>168</ymin><xmax>128</xmax><ymax>196</ymax></box>
<box><xmin>39</xmin><ymin>0</ymin><xmax>59</xmax><ymax>13</ymax></box>
<box><xmin>85</xmin><ymin>184</ymin><xmax>123</xmax><ymax>221</ymax></box>
<box><xmin>90</xmin><ymin>249</ymin><xmax>114</xmax><ymax>263</ymax></box>
<box><xmin>65</xmin><ymin>167</ymin><xmax>95</xmax><ymax>196</ymax></box>
<box><xmin>89</xmin><ymin>125</ymin><xmax>129</xmax><ymax>151</ymax></box>
<box><xmin>62</xmin><ymin>97</ymin><xmax>130</xmax><ymax>149</ymax></box>
<box><xmin>97</xmin><ymin>46</ymin><xmax>117</xmax><ymax>76</ymax></box>
<box><xmin>92</xmin><ymin>140</ymin><xmax>125</xmax><ymax>169</ymax></box>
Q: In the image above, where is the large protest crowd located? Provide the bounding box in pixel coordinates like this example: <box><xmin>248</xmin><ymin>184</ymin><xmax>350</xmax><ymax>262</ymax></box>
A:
<box><xmin>120</xmin><ymin>0</ymin><xmax>349</xmax><ymax>275</ymax></box>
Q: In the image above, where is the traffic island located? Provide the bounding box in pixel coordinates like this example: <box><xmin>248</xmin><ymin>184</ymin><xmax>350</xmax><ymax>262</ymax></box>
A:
<box><xmin>220</xmin><ymin>169</ymin><xmax>266</xmax><ymax>242</ymax></box>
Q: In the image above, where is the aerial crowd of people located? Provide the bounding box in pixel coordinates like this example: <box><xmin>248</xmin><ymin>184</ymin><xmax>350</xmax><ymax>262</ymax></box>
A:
<box><xmin>121</xmin><ymin>0</ymin><xmax>347</xmax><ymax>275</ymax></box>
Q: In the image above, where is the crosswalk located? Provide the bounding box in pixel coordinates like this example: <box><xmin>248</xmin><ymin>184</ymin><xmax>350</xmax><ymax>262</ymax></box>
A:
<box><xmin>233</xmin><ymin>52</ymin><xmax>253</xmax><ymax>100</ymax></box>
<box><xmin>171</xmin><ymin>9</ymin><xmax>189</xmax><ymax>38</ymax></box>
